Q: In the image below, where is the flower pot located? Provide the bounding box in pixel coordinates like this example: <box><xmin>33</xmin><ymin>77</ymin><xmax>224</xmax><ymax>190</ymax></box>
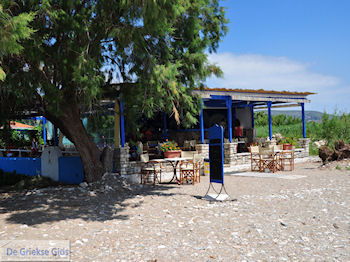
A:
<box><xmin>283</xmin><ymin>144</ymin><xmax>293</xmax><ymax>150</ymax></box>
<box><xmin>164</xmin><ymin>150</ymin><xmax>181</xmax><ymax>158</ymax></box>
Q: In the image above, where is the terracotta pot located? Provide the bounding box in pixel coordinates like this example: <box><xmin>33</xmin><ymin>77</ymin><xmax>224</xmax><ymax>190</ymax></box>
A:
<box><xmin>164</xmin><ymin>150</ymin><xmax>181</xmax><ymax>158</ymax></box>
<box><xmin>283</xmin><ymin>144</ymin><xmax>293</xmax><ymax>150</ymax></box>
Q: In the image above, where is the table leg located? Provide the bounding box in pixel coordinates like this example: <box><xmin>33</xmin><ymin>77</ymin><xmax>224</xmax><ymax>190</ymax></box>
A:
<box><xmin>168</xmin><ymin>161</ymin><xmax>180</xmax><ymax>184</ymax></box>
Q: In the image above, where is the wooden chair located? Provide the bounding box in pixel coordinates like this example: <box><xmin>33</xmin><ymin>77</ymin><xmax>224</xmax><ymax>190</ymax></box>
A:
<box><xmin>140</xmin><ymin>154</ymin><xmax>162</xmax><ymax>185</ymax></box>
<box><xmin>279</xmin><ymin>150</ymin><xmax>295</xmax><ymax>171</ymax></box>
<box><xmin>193</xmin><ymin>154</ymin><xmax>203</xmax><ymax>183</ymax></box>
<box><xmin>250</xmin><ymin>146</ymin><xmax>262</xmax><ymax>172</ymax></box>
<box><xmin>179</xmin><ymin>158</ymin><xmax>198</xmax><ymax>185</ymax></box>
<box><xmin>259</xmin><ymin>147</ymin><xmax>279</xmax><ymax>173</ymax></box>
<box><xmin>181</xmin><ymin>151</ymin><xmax>197</xmax><ymax>158</ymax></box>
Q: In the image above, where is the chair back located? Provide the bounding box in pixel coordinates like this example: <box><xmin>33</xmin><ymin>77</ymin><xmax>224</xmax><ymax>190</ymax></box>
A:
<box><xmin>259</xmin><ymin>147</ymin><xmax>273</xmax><ymax>155</ymax></box>
<box><xmin>181</xmin><ymin>151</ymin><xmax>197</xmax><ymax>158</ymax></box>
<box><xmin>250</xmin><ymin>146</ymin><xmax>260</xmax><ymax>154</ymax></box>
<box><xmin>140</xmin><ymin>153</ymin><xmax>149</xmax><ymax>163</ymax></box>
<box><xmin>193</xmin><ymin>154</ymin><xmax>203</xmax><ymax>163</ymax></box>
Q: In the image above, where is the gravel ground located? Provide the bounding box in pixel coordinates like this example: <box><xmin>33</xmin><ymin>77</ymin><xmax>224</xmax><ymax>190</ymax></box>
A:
<box><xmin>0</xmin><ymin>160</ymin><xmax>349</xmax><ymax>261</ymax></box>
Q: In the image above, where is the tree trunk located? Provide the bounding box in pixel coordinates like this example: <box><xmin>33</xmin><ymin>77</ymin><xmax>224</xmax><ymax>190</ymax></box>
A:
<box><xmin>45</xmin><ymin>103</ymin><xmax>104</xmax><ymax>183</ymax></box>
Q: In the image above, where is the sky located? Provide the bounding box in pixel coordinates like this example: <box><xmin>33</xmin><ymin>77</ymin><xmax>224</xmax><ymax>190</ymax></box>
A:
<box><xmin>206</xmin><ymin>0</ymin><xmax>350</xmax><ymax>113</ymax></box>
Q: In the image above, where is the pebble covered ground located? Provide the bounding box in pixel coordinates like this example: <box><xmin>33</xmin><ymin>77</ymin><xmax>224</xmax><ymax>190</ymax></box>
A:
<box><xmin>0</xmin><ymin>160</ymin><xmax>349</xmax><ymax>261</ymax></box>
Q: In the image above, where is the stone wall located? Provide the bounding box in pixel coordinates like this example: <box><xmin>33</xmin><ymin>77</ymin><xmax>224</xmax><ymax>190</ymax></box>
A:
<box><xmin>195</xmin><ymin>144</ymin><xmax>209</xmax><ymax>159</ymax></box>
<box><xmin>113</xmin><ymin>146</ymin><xmax>130</xmax><ymax>175</ymax></box>
<box><xmin>224</xmin><ymin>142</ymin><xmax>238</xmax><ymax>165</ymax></box>
<box><xmin>298</xmin><ymin>138</ymin><xmax>310</xmax><ymax>157</ymax></box>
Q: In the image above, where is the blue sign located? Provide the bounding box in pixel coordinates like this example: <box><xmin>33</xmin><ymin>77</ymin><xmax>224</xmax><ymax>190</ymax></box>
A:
<box><xmin>208</xmin><ymin>125</ymin><xmax>224</xmax><ymax>184</ymax></box>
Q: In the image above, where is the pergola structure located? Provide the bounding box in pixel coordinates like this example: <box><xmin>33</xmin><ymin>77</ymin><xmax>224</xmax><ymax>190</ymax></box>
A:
<box><xmin>194</xmin><ymin>88</ymin><xmax>314</xmax><ymax>143</ymax></box>
<box><xmin>116</xmin><ymin>88</ymin><xmax>315</xmax><ymax>147</ymax></box>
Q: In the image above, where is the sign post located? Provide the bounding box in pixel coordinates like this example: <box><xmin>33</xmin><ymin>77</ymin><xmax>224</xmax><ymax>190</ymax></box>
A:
<box><xmin>204</xmin><ymin>125</ymin><xmax>231</xmax><ymax>201</ymax></box>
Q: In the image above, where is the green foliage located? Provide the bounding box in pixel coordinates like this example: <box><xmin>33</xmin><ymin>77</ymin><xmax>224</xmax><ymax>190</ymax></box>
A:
<box><xmin>255</xmin><ymin>123</ymin><xmax>302</xmax><ymax>139</ymax></box>
<box><xmin>255</xmin><ymin>111</ymin><xmax>350</xmax><ymax>152</ymax></box>
<box><xmin>0</xmin><ymin>0</ymin><xmax>227</xmax><ymax>125</ymax></box>
<box><xmin>0</xmin><ymin>3</ymin><xmax>34</xmax><ymax>80</ymax></box>
<box><xmin>309</xmin><ymin>143</ymin><xmax>319</xmax><ymax>156</ymax></box>
<box><xmin>335</xmin><ymin>165</ymin><xmax>342</xmax><ymax>170</ymax></box>
<box><xmin>279</xmin><ymin>137</ymin><xmax>298</xmax><ymax>146</ymax></box>
<box><xmin>308</xmin><ymin>113</ymin><xmax>350</xmax><ymax>146</ymax></box>
<box><xmin>159</xmin><ymin>141</ymin><xmax>180</xmax><ymax>152</ymax></box>
<box><xmin>254</xmin><ymin>112</ymin><xmax>300</xmax><ymax>127</ymax></box>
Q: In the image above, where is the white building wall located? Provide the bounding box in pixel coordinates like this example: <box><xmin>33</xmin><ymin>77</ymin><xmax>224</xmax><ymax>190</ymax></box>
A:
<box><xmin>236</xmin><ymin>107</ymin><xmax>252</xmax><ymax>128</ymax></box>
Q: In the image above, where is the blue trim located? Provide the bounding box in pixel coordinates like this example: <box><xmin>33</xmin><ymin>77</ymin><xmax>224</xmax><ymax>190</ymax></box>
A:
<box><xmin>301</xmin><ymin>103</ymin><xmax>306</xmax><ymax>138</ymax></box>
<box><xmin>210</xmin><ymin>95</ymin><xmax>232</xmax><ymax>100</ymax></box>
<box><xmin>200</xmin><ymin>107</ymin><xmax>205</xmax><ymax>144</ymax></box>
<box><xmin>267</xmin><ymin>102</ymin><xmax>272</xmax><ymax>140</ymax></box>
<box><xmin>250</xmin><ymin>105</ymin><xmax>255</xmax><ymax>128</ymax></box>
<box><xmin>119</xmin><ymin>100</ymin><xmax>125</xmax><ymax>147</ymax></box>
<box><xmin>42</xmin><ymin>117</ymin><xmax>47</xmax><ymax>145</ymax></box>
<box><xmin>58</xmin><ymin>157</ymin><xmax>84</xmax><ymax>184</ymax></box>
<box><xmin>0</xmin><ymin>157</ymin><xmax>41</xmax><ymax>176</ymax></box>
<box><xmin>226</xmin><ymin>97</ymin><xmax>232</xmax><ymax>142</ymax></box>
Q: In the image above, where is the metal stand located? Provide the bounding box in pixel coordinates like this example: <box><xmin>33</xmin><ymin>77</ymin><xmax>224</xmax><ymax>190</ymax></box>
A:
<box><xmin>203</xmin><ymin>182</ymin><xmax>231</xmax><ymax>201</ymax></box>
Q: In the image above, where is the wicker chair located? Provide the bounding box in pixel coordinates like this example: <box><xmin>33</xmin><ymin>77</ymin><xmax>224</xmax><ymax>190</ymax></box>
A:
<box><xmin>179</xmin><ymin>154</ymin><xmax>203</xmax><ymax>184</ymax></box>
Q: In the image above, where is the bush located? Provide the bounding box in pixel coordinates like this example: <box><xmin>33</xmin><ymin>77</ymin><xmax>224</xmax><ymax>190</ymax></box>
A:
<box><xmin>255</xmin><ymin>112</ymin><xmax>350</xmax><ymax>151</ymax></box>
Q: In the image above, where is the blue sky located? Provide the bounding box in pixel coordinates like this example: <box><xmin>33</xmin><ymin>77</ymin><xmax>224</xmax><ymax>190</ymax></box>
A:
<box><xmin>206</xmin><ymin>0</ymin><xmax>350</xmax><ymax>112</ymax></box>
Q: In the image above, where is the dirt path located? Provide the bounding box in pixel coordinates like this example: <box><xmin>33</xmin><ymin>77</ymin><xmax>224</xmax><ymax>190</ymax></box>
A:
<box><xmin>0</xmin><ymin>161</ymin><xmax>349</xmax><ymax>261</ymax></box>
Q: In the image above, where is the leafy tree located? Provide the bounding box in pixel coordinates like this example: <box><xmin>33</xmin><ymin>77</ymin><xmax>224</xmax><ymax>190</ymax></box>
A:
<box><xmin>0</xmin><ymin>1</ymin><xmax>227</xmax><ymax>182</ymax></box>
<box><xmin>0</xmin><ymin>2</ymin><xmax>34</xmax><ymax>80</ymax></box>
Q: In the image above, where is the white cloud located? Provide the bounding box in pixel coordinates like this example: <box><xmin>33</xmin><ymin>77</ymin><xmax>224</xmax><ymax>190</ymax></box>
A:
<box><xmin>206</xmin><ymin>53</ymin><xmax>339</xmax><ymax>92</ymax></box>
<box><xmin>205</xmin><ymin>52</ymin><xmax>350</xmax><ymax>112</ymax></box>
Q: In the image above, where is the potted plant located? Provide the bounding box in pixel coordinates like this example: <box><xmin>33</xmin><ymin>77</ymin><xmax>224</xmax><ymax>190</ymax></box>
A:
<box><xmin>280</xmin><ymin>137</ymin><xmax>297</xmax><ymax>150</ymax></box>
<box><xmin>159</xmin><ymin>141</ymin><xmax>181</xmax><ymax>158</ymax></box>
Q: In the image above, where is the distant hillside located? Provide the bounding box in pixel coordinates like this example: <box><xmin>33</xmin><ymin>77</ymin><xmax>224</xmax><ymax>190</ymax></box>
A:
<box><xmin>271</xmin><ymin>110</ymin><xmax>324</xmax><ymax>122</ymax></box>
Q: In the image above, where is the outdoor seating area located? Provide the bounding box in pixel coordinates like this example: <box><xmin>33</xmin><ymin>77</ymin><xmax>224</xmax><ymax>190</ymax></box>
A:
<box><xmin>139</xmin><ymin>152</ymin><xmax>203</xmax><ymax>185</ymax></box>
<box><xmin>249</xmin><ymin>145</ymin><xmax>295</xmax><ymax>173</ymax></box>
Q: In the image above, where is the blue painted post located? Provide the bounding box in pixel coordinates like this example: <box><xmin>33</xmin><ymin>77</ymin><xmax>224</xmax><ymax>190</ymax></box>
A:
<box><xmin>42</xmin><ymin>117</ymin><xmax>47</xmax><ymax>145</ymax></box>
<box><xmin>162</xmin><ymin>113</ymin><xmax>168</xmax><ymax>139</ymax></box>
<box><xmin>226</xmin><ymin>97</ymin><xmax>233</xmax><ymax>142</ymax></box>
<box><xmin>301</xmin><ymin>102</ymin><xmax>306</xmax><ymax>138</ymax></box>
<box><xmin>200</xmin><ymin>108</ymin><xmax>205</xmax><ymax>144</ymax></box>
<box><xmin>250</xmin><ymin>105</ymin><xmax>255</xmax><ymax>129</ymax></box>
<box><xmin>267</xmin><ymin>102</ymin><xmax>272</xmax><ymax>140</ymax></box>
<box><xmin>119</xmin><ymin>100</ymin><xmax>125</xmax><ymax>147</ymax></box>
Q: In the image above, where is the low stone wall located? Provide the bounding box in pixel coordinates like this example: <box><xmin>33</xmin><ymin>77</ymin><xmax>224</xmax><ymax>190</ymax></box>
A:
<box><xmin>195</xmin><ymin>144</ymin><xmax>209</xmax><ymax>159</ymax></box>
<box><xmin>113</xmin><ymin>146</ymin><xmax>130</xmax><ymax>175</ymax></box>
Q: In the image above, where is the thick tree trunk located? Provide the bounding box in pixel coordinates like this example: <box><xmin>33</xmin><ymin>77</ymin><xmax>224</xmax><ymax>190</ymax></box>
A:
<box><xmin>45</xmin><ymin>103</ymin><xmax>104</xmax><ymax>183</ymax></box>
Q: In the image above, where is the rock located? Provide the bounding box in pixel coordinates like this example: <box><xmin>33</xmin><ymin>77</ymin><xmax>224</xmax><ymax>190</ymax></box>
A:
<box><xmin>79</xmin><ymin>182</ymin><xmax>88</xmax><ymax>188</ymax></box>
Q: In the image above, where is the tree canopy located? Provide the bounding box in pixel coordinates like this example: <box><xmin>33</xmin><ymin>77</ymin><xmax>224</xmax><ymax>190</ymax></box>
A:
<box><xmin>0</xmin><ymin>2</ymin><xmax>34</xmax><ymax>80</ymax></box>
<box><xmin>0</xmin><ymin>0</ymin><xmax>228</xmax><ymax>181</ymax></box>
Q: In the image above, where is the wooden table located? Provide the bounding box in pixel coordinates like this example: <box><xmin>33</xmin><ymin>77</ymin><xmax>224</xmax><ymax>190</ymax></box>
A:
<box><xmin>151</xmin><ymin>157</ymin><xmax>192</xmax><ymax>183</ymax></box>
